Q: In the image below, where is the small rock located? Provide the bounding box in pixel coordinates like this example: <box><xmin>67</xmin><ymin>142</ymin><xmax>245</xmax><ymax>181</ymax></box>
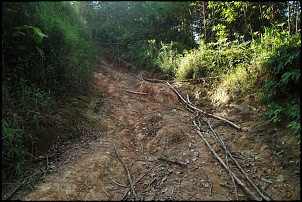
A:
<box><xmin>276</xmin><ymin>174</ymin><xmax>285</xmax><ymax>182</ymax></box>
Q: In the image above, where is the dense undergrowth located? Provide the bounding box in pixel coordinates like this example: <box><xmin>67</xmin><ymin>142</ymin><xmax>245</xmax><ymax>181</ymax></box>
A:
<box><xmin>2</xmin><ymin>2</ymin><xmax>98</xmax><ymax>187</ymax></box>
<box><xmin>140</xmin><ymin>26</ymin><xmax>300</xmax><ymax>144</ymax></box>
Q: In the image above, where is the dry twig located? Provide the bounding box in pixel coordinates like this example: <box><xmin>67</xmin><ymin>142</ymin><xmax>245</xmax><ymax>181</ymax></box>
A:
<box><xmin>166</xmin><ymin>82</ymin><xmax>242</xmax><ymax>130</ymax></box>
<box><xmin>158</xmin><ymin>157</ymin><xmax>187</xmax><ymax>167</ymax></box>
<box><xmin>111</xmin><ymin>178</ymin><xmax>129</xmax><ymax>188</ymax></box>
<box><xmin>122</xmin><ymin>168</ymin><xmax>152</xmax><ymax>200</ymax></box>
<box><xmin>124</xmin><ymin>89</ymin><xmax>147</xmax><ymax>95</ymax></box>
<box><xmin>198</xmin><ymin>118</ymin><xmax>271</xmax><ymax>201</ymax></box>
<box><xmin>196</xmin><ymin>117</ymin><xmax>239</xmax><ymax>200</ymax></box>
<box><xmin>195</xmin><ymin>129</ymin><xmax>261</xmax><ymax>201</ymax></box>
<box><xmin>114</xmin><ymin>144</ymin><xmax>138</xmax><ymax>200</ymax></box>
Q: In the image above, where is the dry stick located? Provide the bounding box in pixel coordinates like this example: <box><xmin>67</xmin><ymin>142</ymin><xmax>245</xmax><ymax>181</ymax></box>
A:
<box><xmin>167</xmin><ymin>81</ymin><xmax>270</xmax><ymax>200</ymax></box>
<box><xmin>200</xmin><ymin>117</ymin><xmax>272</xmax><ymax>201</ymax></box>
<box><xmin>166</xmin><ymin>82</ymin><xmax>242</xmax><ymax>130</ymax></box>
<box><xmin>122</xmin><ymin>168</ymin><xmax>152</xmax><ymax>200</ymax></box>
<box><xmin>124</xmin><ymin>89</ymin><xmax>147</xmax><ymax>95</ymax></box>
<box><xmin>100</xmin><ymin>60</ymin><xmax>113</xmax><ymax>68</ymax></box>
<box><xmin>140</xmin><ymin>76</ymin><xmax>223</xmax><ymax>84</ymax></box>
<box><xmin>225</xmin><ymin>150</ymin><xmax>239</xmax><ymax>200</ymax></box>
<box><xmin>141</xmin><ymin>77</ymin><xmax>173</xmax><ymax>83</ymax></box>
<box><xmin>3</xmin><ymin>184</ymin><xmax>21</xmax><ymax>201</ymax></box>
<box><xmin>3</xmin><ymin>170</ymin><xmax>40</xmax><ymax>200</ymax></box>
<box><xmin>157</xmin><ymin>157</ymin><xmax>187</xmax><ymax>167</ymax></box>
<box><xmin>196</xmin><ymin>118</ymin><xmax>239</xmax><ymax>200</ymax></box>
<box><xmin>195</xmin><ymin>130</ymin><xmax>261</xmax><ymax>201</ymax></box>
<box><xmin>111</xmin><ymin>178</ymin><xmax>129</xmax><ymax>188</ymax></box>
<box><xmin>114</xmin><ymin>144</ymin><xmax>137</xmax><ymax>201</ymax></box>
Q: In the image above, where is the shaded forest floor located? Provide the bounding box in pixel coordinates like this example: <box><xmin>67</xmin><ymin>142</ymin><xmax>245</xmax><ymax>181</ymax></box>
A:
<box><xmin>9</xmin><ymin>55</ymin><xmax>300</xmax><ymax>200</ymax></box>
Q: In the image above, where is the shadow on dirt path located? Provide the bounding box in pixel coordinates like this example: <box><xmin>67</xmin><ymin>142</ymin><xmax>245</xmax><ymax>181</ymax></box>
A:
<box><xmin>20</xmin><ymin>56</ymin><xmax>300</xmax><ymax>201</ymax></box>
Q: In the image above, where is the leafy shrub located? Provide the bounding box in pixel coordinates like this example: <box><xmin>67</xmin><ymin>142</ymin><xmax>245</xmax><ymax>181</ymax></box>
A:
<box><xmin>252</xmin><ymin>26</ymin><xmax>301</xmax><ymax>142</ymax></box>
<box><xmin>155</xmin><ymin>41</ymin><xmax>180</xmax><ymax>78</ymax></box>
<box><xmin>2</xmin><ymin>2</ymin><xmax>99</xmax><ymax>185</ymax></box>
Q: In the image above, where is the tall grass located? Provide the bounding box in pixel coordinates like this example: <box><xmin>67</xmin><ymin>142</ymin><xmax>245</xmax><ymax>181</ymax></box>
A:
<box><xmin>151</xmin><ymin>25</ymin><xmax>300</xmax><ymax>142</ymax></box>
<box><xmin>2</xmin><ymin>2</ymin><xmax>99</xmax><ymax>185</ymax></box>
<box><xmin>2</xmin><ymin>110</ymin><xmax>33</xmax><ymax>181</ymax></box>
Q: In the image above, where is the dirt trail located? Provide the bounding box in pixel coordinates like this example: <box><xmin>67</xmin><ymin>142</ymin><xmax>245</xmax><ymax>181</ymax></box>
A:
<box><xmin>21</xmin><ymin>56</ymin><xmax>300</xmax><ymax>201</ymax></box>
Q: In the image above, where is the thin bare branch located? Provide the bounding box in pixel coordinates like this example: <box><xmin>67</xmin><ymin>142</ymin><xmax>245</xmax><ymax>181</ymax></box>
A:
<box><xmin>166</xmin><ymin>82</ymin><xmax>242</xmax><ymax>130</ymax></box>
<box><xmin>195</xmin><ymin>129</ymin><xmax>261</xmax><ymax>201</ymax></box>
<box><xmin>124</xmin><ymin>89</ymin><xmax>146</xmax><ymax>95</ymax></box>
<box><xmin>114</xmin><ymin>144</ymin><xmax>137</xmax><ymax>200</ymax></box>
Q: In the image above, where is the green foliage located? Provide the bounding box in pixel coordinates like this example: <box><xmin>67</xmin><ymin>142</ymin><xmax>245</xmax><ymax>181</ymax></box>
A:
<box><xmin>32</xmin><ymin>1</ymin><xmax>98</xmax><ymax>94</ymax></box>
<box><xmin>2</xmin><ymin>111</ymin><xmax>33</xmax><ymax>181</ymax></box>
<box><xmin>154</xmin><ymin>41</ymin><xmax>180</xmax><ymax>78</ymax></box>
<box><xmin>152</xmin><ymin>25</ymin><xmax>300</xmax><ymax>143</ymax></box>
<box><xmin>2</xmin><ymin>2</ymin><xmax>99</xmax><ymax>185</ymax></box>
<box><xmin>171</xmin><ymin>37</ymin><xmax>252</xmax><ymax>80</ymax></box>
<box><xmin>252</xmin><ymin>27</ymin><xmax>301</xmax><ymax>142</ymax></box>
<box><xmin>14</xmin><ymin>25</ymin><xmax>48</xmax><ymax>44</ymax></box>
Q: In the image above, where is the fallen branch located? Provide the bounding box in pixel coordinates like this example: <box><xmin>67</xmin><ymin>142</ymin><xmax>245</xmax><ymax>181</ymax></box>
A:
<box><xmin>178</xmin><ymin>76</ymin><xmax>224</xmax><ymax>82</ymax></box>
<box><xmin>111</xmin><ymin>178</ymin><xmax>129</xmax><ymax>188</ymax></box>
<box><xmin>140</xmin><ymin>76</ymin><xmax>224</xmax><ymax>84</ymax></box>
<box><xmin>114</xmin><ymin>144</ymin><xmax>137</xmax><ymax>201</ymax></box>
<box><xmin>158</xmin><ymin>157</ymin><xmax>187</xmax><ymax>167</ymax></box>
<box><xmin>166</xmin><ymin>82</ymin><xmax>242</xmax><ymax>130</ymax></box>
<box><xmin>198</xmin><ymin>117</ymin><xmax>272</xmax><ymax>201</ymax></box>
<box><xmin>122</xmin><ymin>168</ymin><xmax>152</xmax><ymax>200</ymax></box>
<box><xmin>124</xmin><ymin>89</ymin><xmax>146</xmax><ymax>95</ymax></box>
<box><xmin>195</xmin><ymin>130</ymin><xmax>261</xmax><ymax>201</ymax></box>
<box><xmin>2</xmin><ymin>184</ymin><xmax>21</xmax><ymax>201</ymax></box>
<box><xmin>100</xmin><ymin>60</ymin><xmax>113</xmax><ymax>68</ymax></box>
<box><xmin>139</xmin><ymin>77</ymin><xmax>168</xmax><ymax>83</ymax></box>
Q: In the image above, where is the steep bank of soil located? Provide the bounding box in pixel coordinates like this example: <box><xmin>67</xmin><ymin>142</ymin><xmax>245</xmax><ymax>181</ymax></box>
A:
<box><xmin>15</xmin><ymin>56</ymin><xmax>300</xmax><ymax>201</ymax></box>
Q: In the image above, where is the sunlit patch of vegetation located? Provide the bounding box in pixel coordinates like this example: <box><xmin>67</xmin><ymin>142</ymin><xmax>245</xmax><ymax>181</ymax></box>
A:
<box><xmin>150</xmin><ymin>26</ymin><xmax>300</xmax><ymax>142</ymax></box>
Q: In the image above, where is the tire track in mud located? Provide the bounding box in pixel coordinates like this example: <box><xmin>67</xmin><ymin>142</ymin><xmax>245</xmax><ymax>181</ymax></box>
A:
<box><xmin>21</xmin><ymin>57</ymin><xmax>300</xmax><ymax>201</ymax></box>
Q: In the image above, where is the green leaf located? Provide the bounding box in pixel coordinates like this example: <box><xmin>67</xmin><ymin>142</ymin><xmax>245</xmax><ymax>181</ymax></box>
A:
<box><xmin>14</xmin><ymin>25</ymin><xmax>34</xmax><ymax>30</ymax></box>
<box><xmin>31</xmin><ymin>27</ymin><xmax>48</xmax><ymax>44</ymax></box>
<box><xmin>33</xmin><ymin>27</ymin><xmax>48</xmax><ymax>38</ymax></box>
<box><xmin>12</xmin><ymin>31</ymin><xmax>26</xmax><ymax>37</ymax></box>
<box><xmin>36</xmin><ymin>46</ymin><xmax>44</xmax><ymax>57</ymax></box>
<box><xmin>14</xmin><ymin>25</ymin><xmax>48</xmax><ymax>44</ymax></box>
<box><xmin>281</xmin><ymin>69</ymin><xmax>300</xmax><ymax>83</ymax></box>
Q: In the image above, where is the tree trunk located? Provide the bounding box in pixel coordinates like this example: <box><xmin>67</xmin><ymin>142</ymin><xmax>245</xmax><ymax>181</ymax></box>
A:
<box><xmin>202</xmin><ymin>1</ymin><xmax>207</xmax><ymax>41</ymax></box>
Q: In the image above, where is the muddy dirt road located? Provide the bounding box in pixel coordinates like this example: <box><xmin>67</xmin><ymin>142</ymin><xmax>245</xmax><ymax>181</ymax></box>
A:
<box><xmin>20</xmin><ymin>56</ymin><xmax>300</xmax><ymax>201</ymax></box>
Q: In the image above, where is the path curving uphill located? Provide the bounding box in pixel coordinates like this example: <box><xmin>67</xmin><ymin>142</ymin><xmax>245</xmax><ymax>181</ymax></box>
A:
<box><xmin>21</xmin><ymin>56</ymin><xmax>300</xmax><ymax>201</ymax></box>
